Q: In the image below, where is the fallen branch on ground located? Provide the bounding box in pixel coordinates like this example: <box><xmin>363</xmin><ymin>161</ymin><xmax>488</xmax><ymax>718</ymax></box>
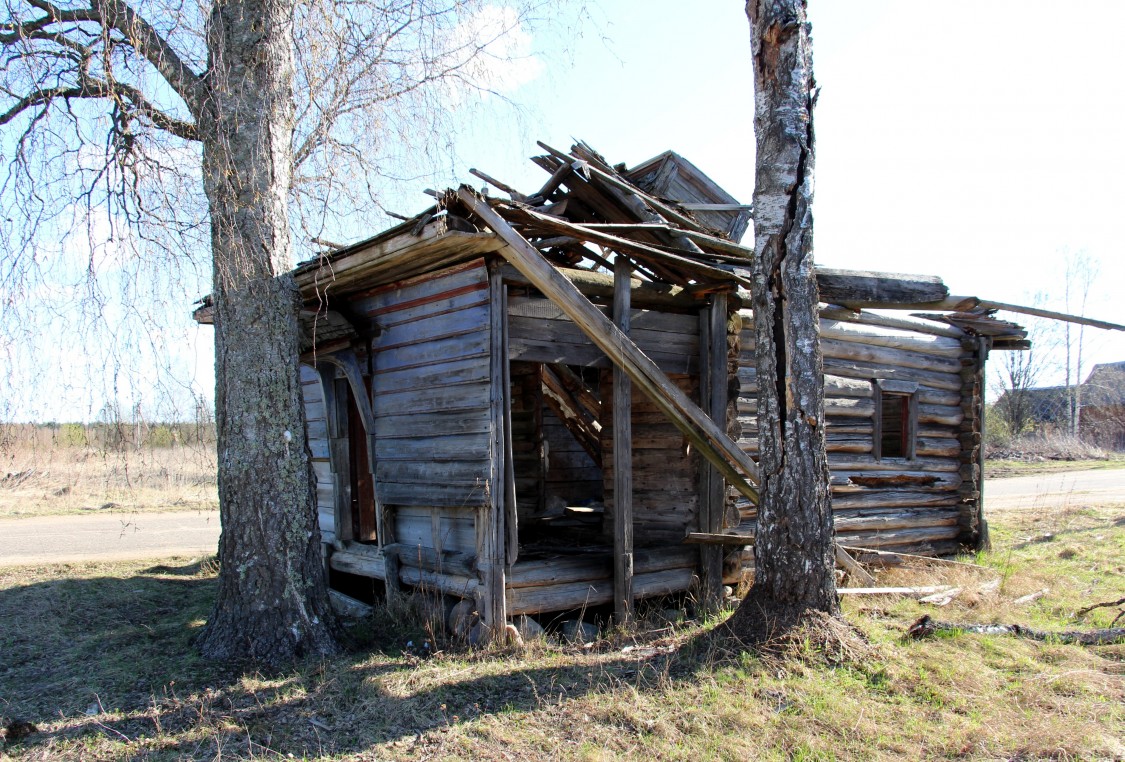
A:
<box><xmin>905</xmin><ymin>615</ymin><xmax>1125</xmax><ymax>646</ymax></box>
<box><xmin>1076</xmin><ymin>596</ymin><xmax>1125</xmax><ymax>625</ymax></box>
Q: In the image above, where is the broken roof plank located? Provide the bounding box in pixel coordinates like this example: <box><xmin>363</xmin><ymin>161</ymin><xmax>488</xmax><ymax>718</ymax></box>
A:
<box><xmin>500</xmin><ymin>204</ymin><xmax>751</xmax><ymax>288</ymax></box>
<box><xmin>459</xmin><ymin>186</ymin><xmax>760</xmax><ymax>503</ymax></box>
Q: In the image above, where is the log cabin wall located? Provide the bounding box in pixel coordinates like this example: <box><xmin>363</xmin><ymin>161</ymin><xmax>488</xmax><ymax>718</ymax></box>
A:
<box><xmin>737</xmin><ymin>309</ymin><xmax>979</xmax><ymax>556</ymax></box>
<box><xmin>313</xmin><ymin>260</ymin><xmax>495</xmax><ymax>605</ymax></box>
<box><xmin>299</xmin><ymin>364</ymin><xmax>336</xmax><ymax>547</ymax></box>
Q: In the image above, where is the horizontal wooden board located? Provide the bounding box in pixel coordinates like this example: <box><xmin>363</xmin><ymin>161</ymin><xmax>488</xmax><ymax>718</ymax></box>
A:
<box><xmin>373</xmin><ymin>381</ymin><xmax>491</xmax><ymax>419</ymax></box>
<box><xmin>379</xmin><ymin>481</ymin><xmax>489</xmax><ymax>508</ymax></box>
<box><xmin>373</xmin><ymin>355</ymin><xmax>490</xmax><ymax>395</ymax></box>
<box><xmin>374</xmin><ymin>430</ymin><xmax>492</xmax><ymax>460</ymax></box>
<box><xmin>355</xmin><ymin>285</ymin><xmax>489</xmax><ymax>328</ymax></box>
<box><xmin>374</xmin><ymin>409</ymin><xmax>493</xmax><ymax>439</ymax></box>
<box><xmin>360</xmin><ymin>259</ymin><xmax>488</xmax><ymax>313</ymax></box>
<box><xmin>373</xmin><ymin>303</ymin><xmax>490</xmax><ymax>350</ymax></box>
<box><xmin>377</xmin><ymin>459</ymin><xmax>489</xmax><ymax>485</ymax></box>
<box><xmin>373</xmin><ymin>331</ymin><xmax>490</xmax><ymax>374</ymax></box>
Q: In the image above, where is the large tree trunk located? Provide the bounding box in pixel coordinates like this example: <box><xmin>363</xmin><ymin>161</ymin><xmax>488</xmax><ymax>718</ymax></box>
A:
<box><xmin>194</xmin><ymin>0</ymin><xmax>338</xmax><ymax>664</ymax></box>
<box><xmin>728</xmin><ymin>0</ymin><xmax>839</xmax><ymax>642</ymax></box>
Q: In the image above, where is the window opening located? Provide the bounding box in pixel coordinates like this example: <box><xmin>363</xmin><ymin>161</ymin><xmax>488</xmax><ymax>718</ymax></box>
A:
<box><xmin>880</xmin><ymin>392</ymin><xmax>910</xmax><ymax>459</ymax></box>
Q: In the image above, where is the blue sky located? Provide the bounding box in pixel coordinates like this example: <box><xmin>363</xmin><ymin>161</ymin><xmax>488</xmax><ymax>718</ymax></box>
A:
<box><xmin>432</xmin><ymin>0</ymin><xmax>1124</xmax><ymax>384</ymax></box>
<box><xmin>8</xmin><ymin>0</ymin><xmax>1123</xmax><ymax>420</ymax></box>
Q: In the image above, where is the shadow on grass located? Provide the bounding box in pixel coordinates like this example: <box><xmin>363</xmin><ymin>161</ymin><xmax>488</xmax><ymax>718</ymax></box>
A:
<box><xmin>0</xmin><ymin>560</ymin><xmax>732</xmax><ymax>759</ymax></box>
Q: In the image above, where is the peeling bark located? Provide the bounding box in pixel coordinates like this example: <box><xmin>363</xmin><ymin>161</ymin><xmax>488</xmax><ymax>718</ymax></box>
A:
<box><xmin>729</xmin><ymin>0</ymin><xmax>839</xmax><ymax>643</ymax></box>
<box><xmin>193</xmin><ymin>0</ymin><xmax>338</xmax><ymax>664</ymax></box>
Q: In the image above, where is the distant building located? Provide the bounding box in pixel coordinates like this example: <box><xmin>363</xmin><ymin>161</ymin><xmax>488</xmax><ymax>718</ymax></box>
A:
<box><xmin>996</xmin><ymin>361</ymin><xmax>1125</xmax><ymax>449</ymax></box>
<box><xmin>1080</xmin><ymin>361</ymin><xmax>1125</xmax><ymax>449</ymax></box>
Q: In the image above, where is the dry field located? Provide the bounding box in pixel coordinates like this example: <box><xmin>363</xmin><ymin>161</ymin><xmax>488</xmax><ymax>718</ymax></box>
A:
<box><xmin>0</xmin><ymin>500</ymin><xmax>1122</xmax><ymax>760</ymax></box>
<box><xmin>0</xmin><ymin>441</ymin><xmax>217</xmax><ymax>519</ymax></box>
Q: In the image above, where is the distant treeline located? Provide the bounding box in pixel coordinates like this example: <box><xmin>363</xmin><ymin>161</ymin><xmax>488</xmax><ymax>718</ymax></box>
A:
<box><xmin>0</xmin><ymin>420</ymin><xmax>217</xmax><ymax>450</ymax></box>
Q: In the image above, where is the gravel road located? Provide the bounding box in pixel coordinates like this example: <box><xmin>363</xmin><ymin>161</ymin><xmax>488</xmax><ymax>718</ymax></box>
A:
<box><xmin>1</xmin><ymin>469</ymin><xmax>1122</xmax><ymax>565</ymax></box>
<box><xmin>0</xmin><ymin>510</ymin><xmax>220</xmax><ymax>566</ymax></box>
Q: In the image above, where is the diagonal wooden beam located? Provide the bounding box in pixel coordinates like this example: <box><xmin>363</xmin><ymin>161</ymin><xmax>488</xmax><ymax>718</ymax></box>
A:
<box><xmin>459</xmin><ymin>187</ymin><xmax>760</xmax><ymax>504</ymax></box>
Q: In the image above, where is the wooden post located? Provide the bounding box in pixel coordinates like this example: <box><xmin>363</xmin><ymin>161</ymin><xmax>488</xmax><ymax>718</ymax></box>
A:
<box><xmin>613</xmin><ymin>256</ymin><xmax>634</xmax><ymax>625</ymax></box>
<box><xmin>458</xmin><ymin>187</ymin><xmax>760</xmax><ymax>504</ymax></box>
<box><xmin>478</xmin><ymin>265</ymin><xmax>509</xmax><ymax>635</ymax></box>
<box><xmin>699</xmin><ymin>294</ymin><xmax>727</xmax><ymax>611</ymax></box>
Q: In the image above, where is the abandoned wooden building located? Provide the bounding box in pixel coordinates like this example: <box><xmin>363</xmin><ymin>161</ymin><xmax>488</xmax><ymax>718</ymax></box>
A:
<box><xmin>195</xmin><ymin>141</ymin><xmax>1033</xmax><ymax>631</ymax></box>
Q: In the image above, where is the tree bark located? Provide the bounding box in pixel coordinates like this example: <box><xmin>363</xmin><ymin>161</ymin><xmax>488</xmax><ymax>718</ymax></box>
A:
<box><xmin>728</xmin><ymin>0</ymin><xmax>839</xmax><ymax>642</ymax></box>
<box><xmin>194</xmin><ymin>0</ymin><xmax>338</xmax><ymax>664</ymax></box>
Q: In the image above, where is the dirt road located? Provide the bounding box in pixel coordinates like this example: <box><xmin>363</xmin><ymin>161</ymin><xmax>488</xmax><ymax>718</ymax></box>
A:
<box><xmin>0</xmin><ymin>510</ymin><xmax>220</xmax><ymax>566</ymax></box>
<box><xmin>986</xmin><ymin>468</ymin><xmax>1125</xmax><ymax>511</ymax></box>
<box><xmin>1</xmin><ymin>469</ymin><xmax>1122</xmax><ymax>566</ymax></box>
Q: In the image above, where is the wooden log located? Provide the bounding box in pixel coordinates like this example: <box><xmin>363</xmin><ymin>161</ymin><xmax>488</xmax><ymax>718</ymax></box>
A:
<box><xmin>819</xmin><ymin>320</ymin><xmax>964</xmax><ymax>358</ymax></box>
<box><xmin>505</xmin><ymin>567</ymin><xmax>696</xmax><ymax>616</ymax></box>
<box><xmin>818</xmin><ymin>305</ymin><xmax>965</xmax><ymax>339</ymax></box>
<box><xmin>821</xmin><ymin>338</ymin><xmax>962</xmax><ymax>374</ymax></box>
<box><xmin>834</xmin><ymin>508</ymin><xmax>960</xmax><ymax>533</ymax></box>
<box><xmin>386</xmin><ymin>542</ymin><xmax>476</xmax><ymax>577</ymax></box>
<box><xmin>814</xmin><ymin>268</ymin><xmax>949</xmax><ymax>306</ymax></box>
<box><xmin>833</xmin><ymin>491</ymin><xmax>960</xmax><ymax>511</ymax></box>
<box><xmin>822</xmin><ymin>358</ymin><xmax>962</xmax><ymax>392</ymax></box>
<box><xmin>835</xmin><ymin>525</ymin><xmax>961</xmax><ymax>548</ymax></box>
<box><xmin>459</xmin><ymin>188</ymin><xmax>760</xmax><ymax>503</ymax></box>
<box><xmin>829</xmin><ymin>455</ymin><xmax>960</xmax><ymax>472</ymax></box>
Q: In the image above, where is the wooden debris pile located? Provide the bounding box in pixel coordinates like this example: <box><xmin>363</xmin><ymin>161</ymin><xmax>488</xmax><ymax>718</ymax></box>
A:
<box><xmin>443</xmin><ymin>140</ymin><xmax>758</xmax><ymax>295</ymax></box>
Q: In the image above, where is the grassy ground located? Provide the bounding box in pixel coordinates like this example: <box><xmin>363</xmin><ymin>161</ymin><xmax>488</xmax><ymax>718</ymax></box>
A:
<box><xmin>985</xmin><ymin>455</ymin><xmax>1125</xmax><ymax>479</ymax></box>
<box><xmin>0</xmin><ymin>444</ymin><xmax>217</xmax><ymax>518</ymax></box>
<box><xmin>1</xmin><ymin>503</ymin><xmax>1122</xmax><ymax>760</ymax></box>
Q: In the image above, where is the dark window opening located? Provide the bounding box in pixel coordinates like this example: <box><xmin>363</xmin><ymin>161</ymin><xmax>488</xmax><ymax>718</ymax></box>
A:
<box><xmin>880</xmin><ymin>392</ymin><xmax>910</xmax><ymax>458</ymax></box>
<box><xmin>345</xmin><ymin>378</ymin><xmax>377</xmax><ymax>543</ymax></box>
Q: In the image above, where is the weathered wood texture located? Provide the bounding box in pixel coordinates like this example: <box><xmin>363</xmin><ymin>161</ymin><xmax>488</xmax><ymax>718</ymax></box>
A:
<box><xmin>360</xmin><ymin>261</ymin><xmax>493</xmax><ymax>508</ymax></box>
<box><xmin>602</xmin><ymin>373</ymin><xmax>700</xmax><ymax>545</ymax></box>
<box><xmin>509</xmin><ymin>295</ymin><xmax>700</xmax><ymax>374</ymax></box>
<box><xmin>300</xmin><ymin>364</ymin><xmax>337</xmax><ymax>546</ymax></box>
<box><xmin>737</xmin><ymin>308</ymin><xmax>979</xmax><ymax>557</ymax></box>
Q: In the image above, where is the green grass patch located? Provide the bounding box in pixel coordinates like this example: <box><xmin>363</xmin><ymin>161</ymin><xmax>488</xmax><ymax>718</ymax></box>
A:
<box><xmin>1</xmin><ymin>505</ymin><xmax>1122</xmax><ymax>760</ymax></box>
<box><xmin>985</xmin><ymin>455</ymin><xmax>1125</xmax><ymax>479</ymax></box>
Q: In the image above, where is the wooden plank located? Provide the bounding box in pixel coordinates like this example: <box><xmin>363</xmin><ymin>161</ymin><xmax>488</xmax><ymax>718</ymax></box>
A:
<box><xmin>502</xmin><ymin>284</ymin><xmax>519</xmax><ymax>567</ymax></box>
<box><xmin>372</xmin><ymin>330</ymin><xmax>490</xmax><ymax>373</ymax></box>
<box><xmin>373</xmin><ymin>304</ymin><xmax>490</xmax><ymax>349</ymax></box>
<box><xmin>357</xmin><ymin>257</ymin><xmax>488</xmax><ymax>310</ymax></box>
<box><xmin>613</xmin><ymin>256</ymin><xmax>634</xmax><ymax>624</ymax></box>
<box><xmin>459</xmin><ymin>188</ymin><xmax>760</xmax><ymax>503</ymax></box>
<box><xmin>378</xmin><ymin>481</ymin><xmax>489</xmax><ymax>507</ymax></box>
<box><xmin>505</xmin><ymin>567</ymin><xmax>696</xmax><ymax>616</ymax></box>
<box><xmin>373</xmin><ymin>432</ymin><xmax>491</xmax><ymax>460</ymax></box>
<box><xmin>699</xmin><ymin>295</ymin><xmax>727</xmax><ymax>612</ymax></box>
<box><xmin>372</xmin><ymin>381</ymin><xmax>491</xmax><ymax>418</ymax></box>
<box><xmin>479</xmin><ymin>266</ymin><xmax>508</xmax><ymax>633</ymax></box>
<box><xmin>371</xmin><ymin>409</ymin><xmax>492</xmax><ymax>438</ymax></box>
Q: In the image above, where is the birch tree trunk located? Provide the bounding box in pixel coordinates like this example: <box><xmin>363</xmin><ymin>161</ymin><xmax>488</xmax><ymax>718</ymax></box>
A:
<box><xmin>728</xmin><ymin>0</ymin><xmax>839</xmax><ymax>642</ymax></box>
<box><xmin>193</xmin><ymin>0</ymin><xmax>338</xmax><ymax>664</ymax></box>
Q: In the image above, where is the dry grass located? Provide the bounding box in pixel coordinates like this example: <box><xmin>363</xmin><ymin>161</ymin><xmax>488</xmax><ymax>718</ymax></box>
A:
<box><xmin>1</xmin><ymin>502</ymin><xmax>1123</xmax><ymax>760</ymax></box>
<box><xmin>0</xmin><ymin>442</ymin><xmax>217</xmax><ymax>518</ymax></box>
